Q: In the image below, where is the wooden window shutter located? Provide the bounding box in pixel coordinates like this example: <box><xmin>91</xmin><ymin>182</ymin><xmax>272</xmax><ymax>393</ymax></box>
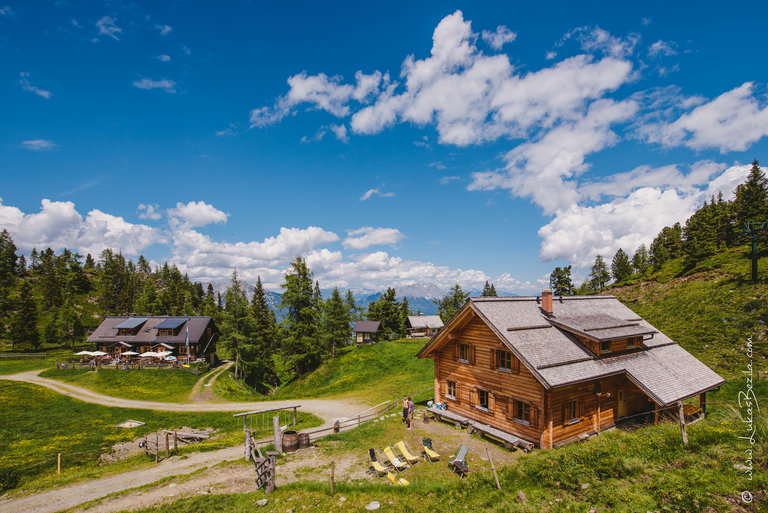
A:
<box><xmin>489</xmin><ymin>392</ymin><xmax>495</xmax><ymax>412</ymax></box>
<box><xmin>455</xmin><ymin>383</ymin><xmax>460</xmax><ymax>403</ymax></box>
<box><xmin>578</xmin><ymin>398</ymin><xmax>584</xmax><ymax>418</ymax></box>
<box><xmin>513</xmin><ymin>355</ymin><xmax>520</xmax><ymax>374</ymax></box>
<box><xmin>469</xmin><ymin>345</ymin><xmax>476</xmax><ymax>365</ymax></box>
<box><xmin>490</xmin><ymin>348</ymin><xmax>496</xmax><ymax>370</ymax></box>
<box><xmin>531</xmin><ymin>405</ymin><xmax>539</xmax><ymax>428</ymax></box>
<box><xmin>561</xmin><ymin>404</ymin><xmax>567</xmax><ymax>426</ymax></box>
<box><xmin>469</xmin><ymin>387</ymin><xmax>475</xmax><ymax>407</ymax></box>
<box><xmin>440</xmin><ymin>380</ymin><xmax>446</xmax><ymax>397</ymax></box>
<box><xmin>453</xmin><ymin>341</ymin><xmax>459</xmax><ymax>361</ymax></box>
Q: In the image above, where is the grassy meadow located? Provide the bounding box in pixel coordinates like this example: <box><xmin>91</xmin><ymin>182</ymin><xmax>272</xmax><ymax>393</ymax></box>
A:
<box><xmin>0</xmin><ymin>380</ymin><xmax>321</xmax><ymax>493</ymax></box>
<box><xmin>38</xmin><ymin>367</ymin><xmax>205</xmax><ymax>403</ymax></box>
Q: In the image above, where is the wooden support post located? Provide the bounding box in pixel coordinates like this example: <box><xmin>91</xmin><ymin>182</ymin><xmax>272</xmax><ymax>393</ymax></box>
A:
<box><xmin>273</xmin><ymin>415</ymin><xmax>282</xmax><ymax>453</ymax></box>
<box><xmin>330</xmin><ymin>460</ymin><xmax>335</xmax><ymax>495</ymax></box>
<box><xmin>267</xmin><ymin>454</ymin><xmax>276</xmax><ymax>494</ymax></box>
<box><xmin>293</xmin><ymin>407</ymin><xmax>297</xmax><ymax>426</ymax></box>
<box><xmin>174</xmin><ymin>430</ymin><xmax>178</xmax><ymax>454</ymax></box>
<box><xmin>243</xmin><ymin>415</ymin><xmax>248</xmax><ymax>432</ymax></box>
<box><xmin>245</xmin><ymin>430</ymin><xmax>251</xmax><ymax>461</ymax></box>
<box><xmin>654</xmin><ymin>404</ymin><xmax>659</xmax><ymax>425</ymax></box>
<box><xmin>700</xmin><ymin>392</ymin><xmax>707</xmax><ymax>417</ymax></box>
<box><xmin>165</xmin><ymin>432</ymin><xmax>170</xmax><ymax>459</ymax></box>
<box><xmin>57</xmin><ymin>453</ymin><xmax>61</xmax><ymax>475</ymax></box>
<box><xmin>677</xmin><ymin>402</ymin><xmax>688</xmax><ymax>445</ymax></box>
<box><xmin>486</xmin><ymin>446</ymin><xmax>500</xmax><ymax>490</ymax></box>
<box><xmin>434</xmin><ymin>358</ymin><xmax>440</xmax><ymax>405</ymax></box>
<box><xmin>155</xmin><ymin>434</ymin><xmax>159</xmax><ymax>462</ymax></box>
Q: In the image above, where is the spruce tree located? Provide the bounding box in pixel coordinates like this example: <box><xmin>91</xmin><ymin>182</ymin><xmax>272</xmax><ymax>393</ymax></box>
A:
<box><xmin>733</xmin><ymin>159</ymin><xmax>768</xmax><ymax>227</ymax></box>
<box><xmin>0</xmin><ymin>229</ymin><xmax>18</xmax><ymax>290</ymax></box>
<box><xmin>549</xmin><ymin>265</ymin><xmax>574</xmax><ymax>295</ymax></box>
<box><xmin>588</xmin><ymin>255</ymin><xmax>610</xmax><ymax>291</ymax></box>
<box><xmin>399</xmin><ymin>296</ymin><xmax>410</xmax><ymax>338</ymax></box>
<box><xmin>436</xmin><ymin>284</ymin><xmax>469</xmax><ymax>323</ymax></box>
<box><xmin>366</xmin><ymin>288</ymin><xmax>401</xmax><ymax>340</ymax></box>
<box><xmin>243</xmin><ymin>276</ymin><xmax>278</xmax><ymax>390</ymax></box>
<box><xmin>489</xmin><ymin>283</ymin><xmax>497</xmax><ymax>296</ymax></box>
<box><xmin>280</xmin><ymin>257</ymin><xmax>321</xmax><ymax>376</ymax></box>
<box><xmin>344</xmin><ymin>290</ymin><xmax>359</xmax><ymax>321</ymax></box>
<box><xmin>322</xmin><ymin>288</ymin><xmax>351</xmax><ymax>358</ymax></box>
<box><xmin>9</xmin><ymin>281</ymin><xmax>39</xmax><ymax>350</ymax></box>
<box><xmin>220</xmin><ymin>271</ymin><xmax>251</xmax><ymax>380</ymax></box>
<box><xmin>611</xmin><ymin>249</ymin><xmax>633</xmax><ymax>282</ymax></box>
<box><xmin>632</xmin><ymin>244</ymin><xmax>649</xmax><ymax>275</ymax></box>
<box><xmin>481</xmin><ymin>281</ymin><xmax>498</xmax><ymax>297</ymax></box>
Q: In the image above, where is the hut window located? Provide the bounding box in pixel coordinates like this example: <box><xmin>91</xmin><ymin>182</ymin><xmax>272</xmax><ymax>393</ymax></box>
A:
<box><xmin>458</xmin><ymin>343</ymin><xmax>469</xmax><ymax>362</ymax></box>
<box><xmin>565</xmin><ymin>400</ymin><xmax>581</xmax><ymax>424</ymax></box>
<box><xmin>600</xmin><ymin>341</ymin><xmax>611</xmax><ymax>354</ymax></box>
<box><xmin>446</xmin><ymin>381</ymin><xmax>456</xmax><ymax>400</ymax></box>
<box><xmin>514</xmin><ymin>400</ymin><xmax>531</xmax><ymax>425</ymax></box>
<box><xmin>477</xmin><ymin>389</ymin><xmax>489</xmax><ymax>410</ymax></box>
<box><xmin>497</xmin><ymin>350</ymin><xmax>512</xmax><ymax>371</ymax></box>
<box><xmin>158</xmin><ymin>329</ymin><xmax>174</xmax><ymax>337</ymax></box>
<box><xmin>626</xmin><ymin>339</ymin><xmax>635</xmax><ymax>350</ymax></box>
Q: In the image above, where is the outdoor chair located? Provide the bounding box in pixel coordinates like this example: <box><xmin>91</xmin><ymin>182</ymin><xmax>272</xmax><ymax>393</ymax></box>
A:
<box><xmin>449</xmin><ymin>444</ymin><xmax>470</xmax><ymax>477</ymax></box>
<box><xmin>421</xmin><ymin>437</ymin><xmax>440</xmax><ymax>462</ymax></box>
<box><xmin>395</xmin><ymin>440</ymin><xmax>420</xmax><ymax>465</ymax></box>
<box><xmin>383</xmin><ymin>446</ymin><xmax>409</xmax><ymax>471</ymax></box>
<box><xmin>387</xmin><ymin>471</ymin><xmax>410</xmax><ymax>486</ymax></box>
<box><xmin>367</xmin><ymin>448</ymin><xmax>389</xmax><ymax>477</ymax></box>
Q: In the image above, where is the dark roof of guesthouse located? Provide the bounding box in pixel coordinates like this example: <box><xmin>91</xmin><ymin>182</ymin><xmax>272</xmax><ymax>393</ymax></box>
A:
<box><xmin>87</xmin><ymin>316</ymin><xmax>214</xmax><ymax>345</ymax></box>
<box><xmin>407</xmin><ymin>315</ymin><xmax>444</xmax><ymax>329</ymax></box>
<box><xmin>417</xmin><ymin>296</ymin><xmax>724</xmax><ymax>406</ymax></box>
<box><xmin>353</xmin><ymin>321</ymin><xmax>381</xmax><ymax>333</ymax></box>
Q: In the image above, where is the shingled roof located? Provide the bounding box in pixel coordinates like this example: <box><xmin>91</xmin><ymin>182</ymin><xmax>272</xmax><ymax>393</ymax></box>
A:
<box><xmin>87</xmin><ymin>316</ymin><xmax>215</xmax><ymax>345</ymax></box>
<box><xmin>407</xmin><ymin>315</ymin><xmax>444</xmax><ymax>329</ymax></box>
<box><xmin>417</xmin><ymin>296</ymin><xmax>724</xmax><ymax>406</ymax></box>
<box><xmin>353</xmin><ymin>321</ymin><xmax>381</xmax><ymax>333</ymax></box>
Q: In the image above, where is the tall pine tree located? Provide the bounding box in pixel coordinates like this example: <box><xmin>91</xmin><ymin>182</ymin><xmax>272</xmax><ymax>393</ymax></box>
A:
<box><xmin>9</xmin><ymin>281</ymin><xmax>39</xmax><ymax>350</ymax></box>
<box><xmin>611</xmin><ymin>249</ymin><xmax>633</xmax><ymax>282</ymax></box>
<box><xmin>280</xmin><ymin>257</ymin><xmax>322</xmax><ymax>376</ymax></box>
<box><xmin>733</xmin><ymin>159</ymin><xmax>768</xmax><ymax>228</ymax></box>
<box><xmin>588</xmin><ymin>255</ymin><xmax>610</xmax><ymax>291</ymax></box>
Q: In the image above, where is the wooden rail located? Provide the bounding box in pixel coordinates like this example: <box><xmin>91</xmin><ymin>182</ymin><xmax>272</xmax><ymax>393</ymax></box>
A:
<box><xmin>0</xmin><ymin>352</ymin><xmax>46</xmax><ymax>359</ymax></box>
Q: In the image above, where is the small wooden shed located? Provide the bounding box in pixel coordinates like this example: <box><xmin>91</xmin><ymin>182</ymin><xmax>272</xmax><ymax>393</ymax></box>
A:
<box><xmin>353</xmin><ymin>321</ymin><xmax>381</xmax><ymax>344</ymax></box>
<box><xmin>406</xmin><ymin>315</ymin><xmax>444</xmax><ymax>338</ymax></box>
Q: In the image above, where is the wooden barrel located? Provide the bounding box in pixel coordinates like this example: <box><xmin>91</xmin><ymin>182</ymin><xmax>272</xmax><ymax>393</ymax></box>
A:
<box><xmin>298</xmin><ymin>432</ymin><xmax>310</xmax><ymax>449</ymax></box>
<box><xmin>282</xmin><ymin>430</ymin><xmax>299</xmax><ymax>453</ymax></box>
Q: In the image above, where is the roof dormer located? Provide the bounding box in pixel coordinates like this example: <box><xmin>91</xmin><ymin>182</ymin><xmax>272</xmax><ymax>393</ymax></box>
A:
<box><xmin>547</xmin><ymin>313</ymin><xmax>657</xmax><ymax>358</ymax></box>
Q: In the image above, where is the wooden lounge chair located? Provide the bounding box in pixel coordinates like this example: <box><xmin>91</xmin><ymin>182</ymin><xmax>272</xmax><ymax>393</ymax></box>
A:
<box><xmin>395</xmin><ymin>441</ymin><xmax>420</xmax><ymax>465</ymax></box>
<box><xmin>421</xmin><ymin>438</ymin><xmax>440</xmax><ymax>462</ymax></box>
<box><xmin>383</xmin><ymin>446</ymin><xmax>409</xmax><ymax>471</ymax></box>
<box><xmin>449</xmin><ymin>445</ymin><xmax>470</xmax><ymax>477</ymax></box>
<box><xmin>367</xmin><ymin>448</ymin><xmax>389</xmax><ymax>477</ymax></box>
<box><xmin>387</xmin><ymin>471</ymin><xmax>410</xmax><ymax>486</ymax></box>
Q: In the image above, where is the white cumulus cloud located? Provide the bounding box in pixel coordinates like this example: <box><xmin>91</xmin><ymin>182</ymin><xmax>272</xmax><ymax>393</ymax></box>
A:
<box><xmin>481</xmin><ymin>25</ymin><xmax>517</xmax><ymax>49</ymax></box>
<box><xmin>167</xmin><ymin>201</ymin><xmax>228</xmax><ymax>228</ymax></box>
<box><xmin>132</xmin><ymin>77</ymin><xmax>177</xmax><ymax>94</ymax></box>
<box><xmin>343</xmin><ymin>227</ymin><xmax>405</xmax><ymax>250</ymax></box>
<box><xmin>137</xmin><ymin>203</ymin><xmax>163</xmax><ymax>220</ymax></box>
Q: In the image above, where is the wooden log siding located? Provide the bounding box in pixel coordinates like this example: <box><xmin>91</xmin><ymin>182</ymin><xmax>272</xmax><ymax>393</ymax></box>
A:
<box><xmin>435</xmin><ymin>317</ymin><xmax>545</xmax><ymax>444</ymax></box>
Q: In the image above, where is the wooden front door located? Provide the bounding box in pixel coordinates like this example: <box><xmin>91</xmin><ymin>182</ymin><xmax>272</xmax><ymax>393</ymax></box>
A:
<box><xmin>617</xmin><ymin>389</ymin><xmax>626</xmax><ymax>418</ymax></box>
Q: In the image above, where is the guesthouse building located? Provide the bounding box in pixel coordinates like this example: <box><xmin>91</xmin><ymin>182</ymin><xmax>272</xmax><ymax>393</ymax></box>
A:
<box><xmin>87</xmin><ymin>316</ymin><xmax>218</xmax><ymax>365</ymax></box>
<box><xmin>417</xmin><ymin>291</ymin><xmax>724</xmax><ymax>449</ymax></box>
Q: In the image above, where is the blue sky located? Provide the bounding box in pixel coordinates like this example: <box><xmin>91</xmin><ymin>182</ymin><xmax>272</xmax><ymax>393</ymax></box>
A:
<box><xmin>1</xmin><ymin>1</ymin><xmax>767</xmax><ymax>295</ymax></box>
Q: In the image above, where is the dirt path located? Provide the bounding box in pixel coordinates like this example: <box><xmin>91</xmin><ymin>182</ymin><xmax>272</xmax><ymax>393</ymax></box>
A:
<box><xmin>0</xmin><ymin>369</ymin><xmax>373</xmax><ymax>513</ymax></box>
<box><xmin>189</xmin><ymin>361</ymin><xmax>232</xmax><ymax>402</ymax></box>
<box><xmin>0</xmin><ymin>369</ymin><xmax>364</xmax><ymax>420</ymax></box>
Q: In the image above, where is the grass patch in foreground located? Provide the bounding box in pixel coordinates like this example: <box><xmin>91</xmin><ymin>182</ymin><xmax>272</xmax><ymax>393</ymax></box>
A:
<box><xmin>269</xmin><ymin>339</ymin><xmax>433</xmax><ymax>404</ymax></box>
<box><xmin>38</xmin><ymin>367</ymin><xmax>204</xmax><ymax>402</ymax></box>
<box><xmin>212</xmin><ymin>371</ymin><xmax>264</xmax><ymax>402</ymax></box>
<box><xmin>0</xmin><ymin>349</ymin><xmax>72</xmax><ymax>375</ymax></box>
<box><xmin>129</xmin><ymin>400</ymin><xmax>764</xmax><ymax>513</ymax></box>
<box><xmin>0</xmin><ymin>380</ymin><xmax>321</xmax><ymax>493</ymax></box>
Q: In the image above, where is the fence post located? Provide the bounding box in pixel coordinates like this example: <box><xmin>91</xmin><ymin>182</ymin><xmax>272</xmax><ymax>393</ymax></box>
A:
<box><xmin>155</xmin><ymin>434</ymin><xmax>159</xmax><ymax>462</ymax></box>
<box><xmin>293</xmin><ymin>407</ymin><xmax>297</xmax><ymax>426</ymax></box>
<box><xmin>273</xmin><ymin>416</ymin><xmax>282</xmax><ymax>454</ymax></box>
<box><xmin>677</xmin><ymin>402</ymin><xmax>688</xmax><ymax>445</ymax></box>
<box><xmin>57</xmin><ymin>453</ymin><xmax>61</xmax><ymax>475</ymax></box>
<box><xmin>174</xmin><ymin>430</ymin><xmax>178</xmax><ymax>454</ymax></box>
<box><xmin>165</xmin><ymin>432</ymin><xmax>170</xmax><ymax>459</ymax></box>
<box><xmin>330</xmin><ymin>460</ymin><xmax>335</xmax><ymax>495</ymax></box>
<box><xmin>267</xmin><ymin>454</ymin><xmax>276</xmax><ymax>493</ymax></box>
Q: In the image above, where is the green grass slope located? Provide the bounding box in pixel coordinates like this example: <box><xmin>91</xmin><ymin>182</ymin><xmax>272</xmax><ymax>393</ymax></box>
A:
<box><xmin>215</xmin><ymin>339</ymin><xmax>434</xmax><ymax>405</ymax></box>
<box><xmin>38</xmin><ymin>367</ymin><xmax>205</xmax><ymax>402</ymax></box>
<box><xmin>610</xmin><ymin>248</ymin><xmax>768</xmax><ymax>378</ymax></box>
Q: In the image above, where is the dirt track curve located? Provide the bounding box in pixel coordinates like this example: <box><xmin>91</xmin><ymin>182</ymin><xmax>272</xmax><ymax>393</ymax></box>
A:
<box><xmin>0</xmin><ymin>369</ymin><xmax>372</xmax><ymax>513</ymax></box>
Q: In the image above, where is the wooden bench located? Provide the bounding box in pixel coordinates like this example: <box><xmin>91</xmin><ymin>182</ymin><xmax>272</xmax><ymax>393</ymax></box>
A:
<box><xmin>466</xmin><ymin>420</ymin><xmax>535</xmax><ymax>452</ymax></box>
<box><xmin>427</xmin><ymin>407</ymin><xmax>535</xmax><ymax>451</ymax></box>
<box><xmin>683</xmin><ymin>403</ymin><xmax>702</xmax><ymax>417</ymax></box>
<box><xmin>427</xmin><ymin>407</ymin><xmax>471</xmax><ymax>429</ymax></box>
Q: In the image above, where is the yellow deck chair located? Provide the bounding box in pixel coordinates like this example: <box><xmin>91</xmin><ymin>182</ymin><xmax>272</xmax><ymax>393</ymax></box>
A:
<box><xmin>383</xmin><ymin>446</ymin><xmax>409</xmax><ymax>471</ymax></box>
<box><xmin>387</xmin><ymin>471</ymin><xmax>410</xmax><ymax>486</ymax></box>
<box><xmin>367</xmin><ymin>448</ymin><xmax>389</xmax><ymax>477</ymax></box>
<box><xmin>421</xmin><ymin>441</ymin><xmax>440</xmax><ymax>462</ymax></box>
<box><xmin>395</xmin><ymin>441</ymin><xmax>420</xmax><ymax>465</ymax></box>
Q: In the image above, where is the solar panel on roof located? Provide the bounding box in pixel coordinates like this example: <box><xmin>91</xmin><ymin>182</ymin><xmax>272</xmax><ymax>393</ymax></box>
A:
<box><xmin>155</xmin><ymin>318</ymin><xmax>188</xmax><ymax>330</ymax></box>
<box><xmin>114</xmin><ymin>317</ymin><xmax>148</xmax><ymax>329</ymax></box>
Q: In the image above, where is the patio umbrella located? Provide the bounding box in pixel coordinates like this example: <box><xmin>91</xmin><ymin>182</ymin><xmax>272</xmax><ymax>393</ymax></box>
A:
<box><xmin>140</xmin><ymin>352</ymin><xmax>158</xmax><ymax>357</ymax></box>
<box><xmin>157</xmin><ymin>351</ymin><xmax>172</xmax><ymax>356</ymax></box>
<box><xmin>92</xmin><ymin>351</ymin><xmax>108</xmax><ymax>356</ymax></box>
<box><xmin>164</xmin><ymin>355</ymin><xmax>177</xmax><ymax>361</ymax></box>
<box><xmin>74</xmin><ymin>351</ymin><xmax>93</xmax><ymax>356</ymax></box>
<box><xmin>122</xmin><ymin>351</ymin><xmax>139</xmax><ymax>356</ymax></box>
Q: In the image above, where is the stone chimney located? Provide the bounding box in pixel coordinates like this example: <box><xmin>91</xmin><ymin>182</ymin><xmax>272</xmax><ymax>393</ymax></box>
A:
<box><xmin>541</xmin><ymin>289</ymin><xmax>553</xmax><ymax>316</ymax></box>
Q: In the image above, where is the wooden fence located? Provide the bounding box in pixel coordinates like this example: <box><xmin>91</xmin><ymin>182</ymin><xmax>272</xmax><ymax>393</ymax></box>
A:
<box><xmin>0</xmin><ymin>352</ymin><xmax>46</xmax><ymax>359</ymax></box>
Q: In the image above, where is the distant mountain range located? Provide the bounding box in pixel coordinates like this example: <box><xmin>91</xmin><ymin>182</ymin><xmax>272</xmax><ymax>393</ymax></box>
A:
<box><xmin>207</xmin><ymin>281</ymin><xmax>518</xmax><ymax>318</ymax></box>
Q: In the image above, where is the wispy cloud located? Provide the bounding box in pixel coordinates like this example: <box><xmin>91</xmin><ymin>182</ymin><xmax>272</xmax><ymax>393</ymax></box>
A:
<box><xmin>60</xmin><ymin>179</ymin><xmax>101</xmax><ymax>197</ymax></box>
<box><xmin>155</xmin><ymin>24</ymin><xmax>172</xmax><ymax>36</ymax></box>
<box><xmin>155</xmin><ymin>54</ymin><xmax>171</xmax><ymax>62</ymax></box>
<box><xmin>21</xmin><ymin>139</ymin><xmax>56</xmax><ymax>151</ymax></box>
<box><xmin>360</xmin><ymin>188</ymin><xmax>395</xmax><ymax>201</ymax></box>
<box><xmin>481</xmin><ymin>25</ymin><xmax>516</xmax><ymax>50</ymax></box>
<box><xmin>138</xmin><ymin>203</ymin><xmax>163</xmax><ymax>220</ymax></box>
<box><xmin>19</xmin><ymin>72</ymin><xmax>52</xmax><ymax>99</ymax></box>
<box><xmin>439</xmin><ymin>176</ymin><xmax>460</xmax><ymax>184</ymax></box>
<box><xmin>0</xmin><ymin>5</ymin><xmax>12</xmax><ymax>16</ymax></box>
<box><xmin>95</xmin><ymin>16</ymin><xmax>122</xmax><ymax>41</ymax></box>
<box><xmin>132</xmin><ymin>77</ymin><xmax>177</xmax><ymax>94</ymax></box>
<box><xmin>215</xmin><ymin>123</ymin><xmax>240</xmax><ymax>137</ymax></box>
